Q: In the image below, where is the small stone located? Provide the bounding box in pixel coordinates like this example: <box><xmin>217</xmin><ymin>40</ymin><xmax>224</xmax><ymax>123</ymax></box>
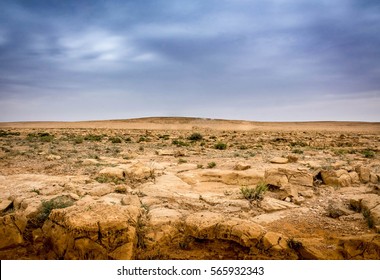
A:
<box><xmin>46</xmin><ymin>154</ymin><xmax>61</xmax><ymax>160</ymax></box>
<box><xmin>156</xmin><ymin>150</ymin><xmax>174</xmax><ymax>156</ymax></box>
<box><xmin>270</xmin><ymin>157</ymin><xmax>289</xmax><ymax>164</ymax></box>
<box><xmin>299</xmin><ymin>189</ymin><xmax>314</xmax><ymax>198</ymax></box>
<box><xmin>82</xmin><ymin>159</ymin><xmax>99</xmax><ymax>165</ymax></box>
<box><xmin>68</xmin><ymin>193</ymin><xmax>80</xmax><ymax>201</ymax></box>
<box><xmin>114</xmin><ymin>185</ymin><xmax>127</xmax><ymax>194</ymax></box>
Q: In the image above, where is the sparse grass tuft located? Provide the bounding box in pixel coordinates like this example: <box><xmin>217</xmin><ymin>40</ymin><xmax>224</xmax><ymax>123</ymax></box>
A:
<box><xmin>172</xmin><ymin>139</ymin><xmax>189</xmax><ymax>147</ymax></box>
<box><xmin>95</xmin><ymin>174</ymin><xmax>124</xmax><ymax>184</ymax></box>
<box><xmin>109</xmin><ymin>136</ymin><xmax>122</xmax><ymax>143</ymax></box>
<box><xmin>207</xmin><ymin>162</ymin><xmax>216</xmax><ymax>168</ymax></box>
<box><xmin>178</xmin><ymin>158</ymin><xmax>188</xmax><ymax>164</ymax></box>
<box><xmin>31</xmin><ymin>188</ymin><xmax>40</xmax><ymax>195</ymax></box>
<box><xmin>334</xmin><ymin>149</ymin><xmax>348</xmax><ymax>156</ymax></box>
<box><xmin>292</xmin><ymin>149</ymin><xmax>303</xmax><ymax>154</ymax></box>
<box><xmin>240</xmin><ymin>182</ymin><xmax>268</xmax><ymax>202</ymax></box>
<box><xmin>84</xmin><ymin>134</ymin><xmax>103</xmax><ymax>141</ymax></box>
<box><xmin>158</xmin><ymin>134</ymin><xmax>170</xmax><ymax>140</ymax></box>
<box><xmin>0</xmin><ymin>130</ymin><xmax>20</xmax><ymax>137</ymax></box>
<box><xmin>73</xmin><ymin>136</ymin><xmax>84</xmax><ymax>144</ymax></box>
<box><xmin>26</xmin><ymin>132</ymin><xmax>54</xmax><ymax>142</ymax></box>
<box><xmin>214</xmin><ymin>142</ymin><xmax>227</xmax><ymax>150</ymax></box>
<box><xmin>362</xmin><ymin>149</ymin><xmax>375</xmax><ymax>158</ymax></box>
<box><xmin>35</xmin><ymin>196</ymin><xmax>74</xmax><ymax>225</ymax></box>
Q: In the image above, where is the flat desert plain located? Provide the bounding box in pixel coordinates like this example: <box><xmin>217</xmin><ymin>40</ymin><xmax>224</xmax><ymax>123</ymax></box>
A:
<box><xmin>0</xmin><ymin>117</ymin><xmax>380</xmax><ymax>259</ymax></box>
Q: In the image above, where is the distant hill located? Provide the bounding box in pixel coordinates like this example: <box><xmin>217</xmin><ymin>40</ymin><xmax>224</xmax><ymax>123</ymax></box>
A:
<box><xmin>0</xmin><ymin>116</ymin><xmax>379</xmax><ymax>132</ymax></box>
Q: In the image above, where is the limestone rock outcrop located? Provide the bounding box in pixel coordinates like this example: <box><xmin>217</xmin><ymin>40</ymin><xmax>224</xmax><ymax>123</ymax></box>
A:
<box><xmin>42</xmin><ymin>203</ymin><xmax>141</xmax><ymax>259</ymax></box>
<box><xmin>264</xmin><ymin>168</ymin><xmax>313</xmax><ymax>188</ymax></box>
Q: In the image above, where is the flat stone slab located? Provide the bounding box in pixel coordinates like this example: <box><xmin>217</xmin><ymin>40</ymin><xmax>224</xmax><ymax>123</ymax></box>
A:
<box><xmin>270</xmin><ymin>157</ymin><xmax>289</xmax><ymax>164</ymax></box>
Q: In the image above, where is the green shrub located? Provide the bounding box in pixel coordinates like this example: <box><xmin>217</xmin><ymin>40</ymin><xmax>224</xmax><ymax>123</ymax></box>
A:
<box><xmin>0</xmin><ymin>130</ymin><xmax>20</xmax><ymax>137</ymax></box>
<box><xmin>109</xmin><ymin>137</ymin><xmax>122</xmax><ymax>143</ymax></box>
<box><xmin>238</xmin><ymin>145</ymin><xmax>248</xmax><ymax>150</ymax></box>
<box><xmin>159</xmin><ymin>134</ymin><xmax>170</xmax><ymax>140</ymax></box>
<box><xmin>95</xmin><ymin>174</ymin><xmax>124</xmax><ymax>184</ymax></box>
<box><xmin>290</xmin><ymin>141</ymin><xmax>308</xmax><ymax>147</ymax></box>
<box><xmin>214</xmin><ymin>142</ymin><xmax>227</xmax><ymax>150</ymax></box>
<box><xmin>178</xmin><ymin>158</ymin><xmax>188</xmax><ymax>164</ymax></box>
<box><xmin>334</xmin><ymin>149</ymin><xmax>348</xmax><ymax>156</ymax></box>
<box><xmin>207</xmin><ymin>162</ymin><xmax>216</xmax><ymax>168</ymax></box>
<box><xmin>84</xmin><ymin>134</ymin><xmax>103</xmax><ymax>141</ymax></box>
<box><xmin>26</xmin><ymin>132</ymin><xmax>54</xmax><ymax>142</ymax></box>
<box><xmin>292</xmin><ymin>149</ymin><xmax>303</xmax><ymax>154</ymax></box>
<box><xmin>172</xmin><ymin>139</ymin><xmax>189</xmax><ymax>147</ymax></box>
<box><xmin>188</xmin><ymin>133</ymin><xmax>203</xmax><ymax>141</ymax></box>
<box><xmin>362</xmin><ymin>149</ymin><xmax>375</xmax><ymax>158</ymax></box>
<box><xmin>35</xmin><ymin>196</ymin><xmax>74</xmax><ymax>224</ymax></box>
<box><xmin>73</xmin><ymin>136</ymin><xmax>84</xmax><ymax>144</ymax></box>
<box><xmin>137</xmin><ymin>136</ymin><xmax>146</xmax><ymax>143</ymax></box>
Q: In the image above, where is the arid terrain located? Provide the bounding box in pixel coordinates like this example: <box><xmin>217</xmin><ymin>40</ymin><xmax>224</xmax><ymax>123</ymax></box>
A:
<box><xmin>0</xmin><ymin>117</ymin><xmax>379</xmax><ymax>260</ymax></box>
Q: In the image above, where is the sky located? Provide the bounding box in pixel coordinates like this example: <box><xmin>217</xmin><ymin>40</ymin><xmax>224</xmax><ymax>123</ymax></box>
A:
<box><xmin>0</xmin><ymin>0</ymin><xmax>380</xmax><ymax>122</ymax></box>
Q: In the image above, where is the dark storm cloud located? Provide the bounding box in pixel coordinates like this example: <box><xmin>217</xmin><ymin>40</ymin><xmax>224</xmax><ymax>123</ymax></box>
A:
<box><xmin>0</xmin><ymin>0</ymin><xmax>379</xmax><ymax>121</ymax></box>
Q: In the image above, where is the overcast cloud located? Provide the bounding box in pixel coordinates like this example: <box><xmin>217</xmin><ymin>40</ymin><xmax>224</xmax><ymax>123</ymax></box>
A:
<box><xmin>0</xmin><ymin>0</ymin><xmax>379</xmax><ymax>121</ymax></box>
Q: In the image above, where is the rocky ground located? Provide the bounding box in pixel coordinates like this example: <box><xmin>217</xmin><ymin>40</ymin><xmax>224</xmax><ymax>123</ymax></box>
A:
<box><xmin>0</xmin><ymin>118</ymin><xmax>379</xmax><ymax>260</ymax></box>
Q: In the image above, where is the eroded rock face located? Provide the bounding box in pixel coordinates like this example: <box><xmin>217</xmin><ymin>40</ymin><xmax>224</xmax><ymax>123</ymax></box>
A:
<box><xmin>182</xmin><ymin>212</ymin><xmax>297</xmax><ymax>259</ymax></box>
<box><xmin>99</xmin><ymin>167</ymin><xmax>125</xmax><ymax>179</ymax></box>
<box><xmin>320</xmin><ymin>170</ymin><xmax>360</xmax><ymax>188</ymax></box>
<box><xmin>42</xmin><ymin>203</ymin><xmax>141</xmax><ymax>259</ymax></box>
<box><xmin>264</xmin><ymin>168</ymin><xmax>313</xmax><ymax>188</ymax></box>
<box><xmin>348</xmin><ymin>194</ymin><xmax>380</xmax><ymax>232</ymax></box>
<box><xmin>0</xmin><ymin>214</ymin><xmax>27</xmax><ymax>250</ymax></box>
<box><xmin>260</xmin><ymin>197</ymin><xmax>299</xmax><ymax>212</ymax></box>
<box><xmin>337</xmin><ymin>235</ymin><xmax>380</xmax><ymax>259</ymax></box>
<box><xmin>356</xmin><ymin>165</ymin><xmax>371</xmax><ymax>183</ymax></box>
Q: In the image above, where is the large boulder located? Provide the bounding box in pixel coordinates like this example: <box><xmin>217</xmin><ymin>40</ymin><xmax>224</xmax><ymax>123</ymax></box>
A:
<box><xmin>99</xmin><ymin>167</ymin><xmax>125</xmax><ymax>179</ymax></box>
<box><xmin>0</xmin><ymin>214</ymin><xmax>27</xmax><ymax>250</ymax></box>
<box><xmin>337</xmin><ymin>234</ymin><xmax>380</xmax><ymax>259</ymax></box>
<box><xmin>264</xmin><ymin>168</ymin><xmax>313</xmax><ymax>187</ymax></box>
<box><xmin>320</xmin><ymin>170</ymin><xmax>354</xmax><ymax>188</ymax></box>
<box><xmin>42</xmin><ymin>203</ymin><xmax>140</xmax><ymax>259</ymax></box>
<box><xmin>348</xmin><ymin>194</ymin><xmax>380</xmax><ymax>232</ymax></box>
<box><xmin>185</xmin><ymin>212</ymin><xmax>266</xmax><ymax>248</ymax></box>
<box><xmin>355</xmin><ymin>165</ymin><xmax>371</xmax><ymax>183</ymax></box>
